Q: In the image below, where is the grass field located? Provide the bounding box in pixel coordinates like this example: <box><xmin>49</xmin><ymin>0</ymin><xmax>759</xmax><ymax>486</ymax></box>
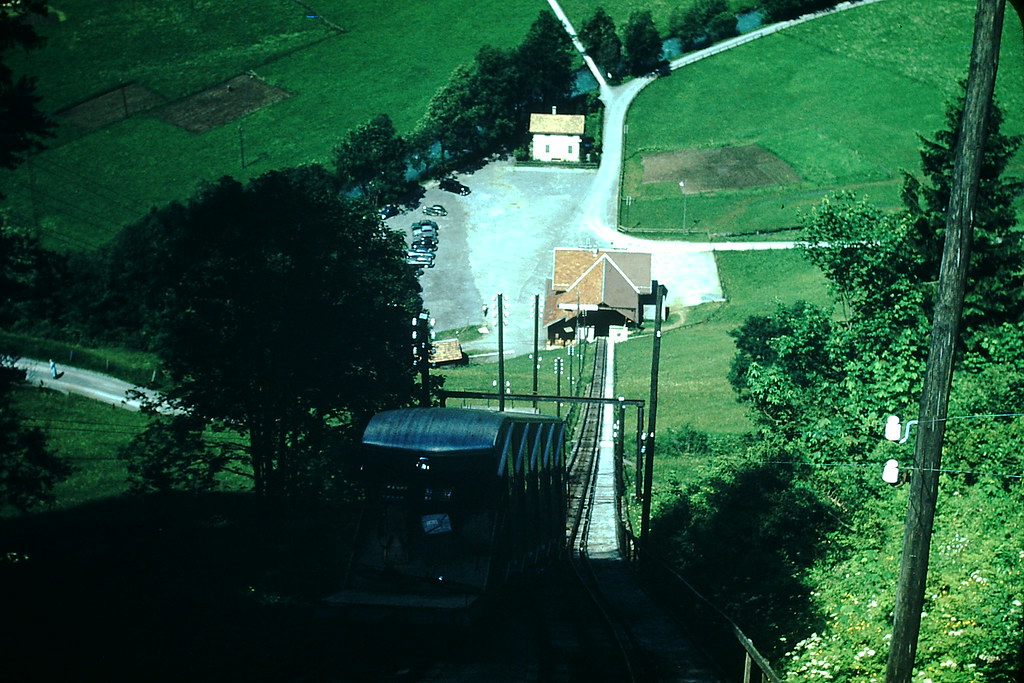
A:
<box><xmin>4</xmin><ymin>1</ymin><xmax>1020</xmax><ymax>250</ymax></box>
<box><xmin>9</xmin><ymin>385</ymin><xmax>252</xmax><ymax>511</ymax></box>
<box><xmin>11</xmin><ymin>386</ymin><xmax>147</xmax><ymax>506</ymax></box>
<box><xmin>438</xmin><ymin>342</ymin><xmax>593</xmax><ymax>409</ymax></box>
<box><xmin>0</xmin><ymin>0</ymin><xmax>546</xmax><ymax>251</ymax></box>
<box><xmin>622</xmin><ymin>0</ymin><xmax>1024</xmax><ymax>237</ymax></box>
<box><xmin>613</xmin><ymin>248</ymin><xmax>831</xmax><ymax>435</ymax></box>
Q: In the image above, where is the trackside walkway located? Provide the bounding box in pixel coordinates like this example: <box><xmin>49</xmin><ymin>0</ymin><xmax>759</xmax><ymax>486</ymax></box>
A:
<box><xmin>584</xmin><ymin>339</ymin><xmax>723</xmax><ymax>681</ymax></box>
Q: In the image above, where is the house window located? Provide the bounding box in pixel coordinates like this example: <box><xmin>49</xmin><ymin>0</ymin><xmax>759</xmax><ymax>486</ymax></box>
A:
<box><xmin>568</xmin><ymin>145</ymin><xmax>573</xmax><ymax>155</ymax></box>
<box><xmin>545</xmin><ymin>145</ymin><xmax>550</xmax><ymax>154</ymax></box>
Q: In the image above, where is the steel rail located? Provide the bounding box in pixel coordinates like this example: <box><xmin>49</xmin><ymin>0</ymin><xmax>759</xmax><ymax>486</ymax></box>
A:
<box><xmin>560</xmin><ymin>340</ymin><xmax>641</xmax><ymax>682</ymax></box>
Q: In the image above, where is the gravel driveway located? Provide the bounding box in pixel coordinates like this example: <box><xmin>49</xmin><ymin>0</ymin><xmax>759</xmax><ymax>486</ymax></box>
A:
<box><xmin>387</xmin><ymin>158</ymin><xmax>725</xmax><ymax>360</ymax></box>
<box><xmin>390</xmin><ymin>161</ymin><xmax>601</xmax><ymax>358</ymax></box>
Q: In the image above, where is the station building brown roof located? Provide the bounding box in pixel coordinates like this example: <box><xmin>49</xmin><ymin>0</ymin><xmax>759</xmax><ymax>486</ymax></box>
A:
<box><xmin>544</xmin><ymin>249</ymin><xmax>653</xmax><ymax>329</ymax></box>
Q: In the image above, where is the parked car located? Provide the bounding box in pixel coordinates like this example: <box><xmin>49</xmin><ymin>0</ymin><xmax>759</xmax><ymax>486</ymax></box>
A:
<box><xmin>423</xmin><ymin>204</ymin><xmax>447</xmax><ymax>216</ymax></box>
<box><xmin>439</xmin><ymin>178</ymin><xmax>470</xmax><ymax>195</ymax></box>
<box><xmin>412</xmin><ymin>220</ymin><xmax>438</xmax><ymax>238</ymax></box>
<box><xmin>379</xmin><ymin>204</ymin><xmax>400</xmax><ymax>219</ymax></box>
<box><xmin>406</xmin><ymin>251</ymin><xmax>434</xmax><ymax>268</ymax></box>
<box><xmin>413</xmin><ymin>237</ymin><xmax>438</xmax><ymax>252</ymax></box>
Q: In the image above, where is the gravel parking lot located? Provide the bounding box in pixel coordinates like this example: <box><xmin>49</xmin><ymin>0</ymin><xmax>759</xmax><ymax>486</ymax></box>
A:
<box><xmin>387</xmin><ymin>159</ymin><xmax>724</xmax><ymax>360</ymax></box>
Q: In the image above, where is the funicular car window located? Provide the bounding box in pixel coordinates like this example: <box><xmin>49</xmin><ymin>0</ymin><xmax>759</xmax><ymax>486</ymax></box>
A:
<box><xmin>421</xmin><ymin>512</ymin><xmax>452</xmax><ymax>534</ymax></box>
<box><xmin>420</xmin><ymin>487</ymin><xmax>454</xmax><ymax>534</ymax></box>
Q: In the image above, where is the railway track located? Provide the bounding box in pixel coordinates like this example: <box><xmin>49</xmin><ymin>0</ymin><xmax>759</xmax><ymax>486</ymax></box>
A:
<box><xmin>565</xmin><ymin>337</ymin><xmax>608</xmax><ymax>546</ymax></box>
<box><xmin>323</xmin><ymin>340</ymin><xmax>721</xmax><ymax>681</ymax></box>
<box><xmin>564</xmin><ymin>338</ymin><xmax>724</xmax><ymax>683</ymax></box>
<box><xmin>563</xmin><ymin>338</ymin><xmax>648</xmax><ymax>682</ymax></box>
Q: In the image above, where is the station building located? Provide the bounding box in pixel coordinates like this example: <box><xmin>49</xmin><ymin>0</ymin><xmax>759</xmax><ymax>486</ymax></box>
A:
<box><xmin>543</xmin><ymin>248</ymin><xmax>665</xmax><ymax>345</ymax></box>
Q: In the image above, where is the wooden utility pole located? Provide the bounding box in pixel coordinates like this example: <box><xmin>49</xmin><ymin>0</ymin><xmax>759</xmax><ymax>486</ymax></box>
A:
<box><xmin>640</xmin><ymin>280</ymin><xmax>663</xmax><ymax>545</ymax></box>
<box><xmin>497</xmin><ymin>293</ymin><xmax>506</xmax><ymax>411</ymax></box>
<box><xmin>533</xmin><ymin>293</ymin><xmax>540</xmax><ymax>409</ymax></box>
<box><xmin>885</xmin><ymin>1</ymin><xmax>1005</xmax><ymax>680</ymax></box>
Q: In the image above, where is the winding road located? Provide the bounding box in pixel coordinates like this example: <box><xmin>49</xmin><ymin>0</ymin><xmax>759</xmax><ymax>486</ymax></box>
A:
<box><xmin>553</xmin><ymin>0</ymin><xmax>887</xmax><ymax>249</ymax></box>
<box><xmin>16</xmin><ymin>357</ymin><xmax>161</xmax><ymax>411</ymax></box>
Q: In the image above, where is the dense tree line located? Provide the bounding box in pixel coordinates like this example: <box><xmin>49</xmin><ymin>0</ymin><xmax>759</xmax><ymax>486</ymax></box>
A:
<box><xmin>0</xmin><ymin>1</ymin><xmax>63</xmax><ymax>514</ymax></box>
<box><xmin>669</xmin><ymin>0</ymin><xmax>740</xmax><ymax>52</ymax></box>
<box><xmin>334</xmin><ymin>10</ymin><xmax>580</xmax><ymax>207</ymax></box>
<box><xmin>0</xmin><ymin>0</ymin><xmax>52</xmax><ymax>178</ymax></box>
<box><xmin>655</xmin><ymin>94</ymin><xmax>1023</xmax><ymax>678</ymax></box>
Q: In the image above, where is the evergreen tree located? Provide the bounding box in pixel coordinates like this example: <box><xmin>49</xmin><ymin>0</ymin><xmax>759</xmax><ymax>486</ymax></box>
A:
<box><xmin>669</xmin><ymin>0</ymin><xmax>736</xmax><ymax>52</ymax></box>
<box><xmin>467</xmin><ymin>45</ymin><xmax>524</xmax><ymax>149</ymax></box>
<box><xmin>579</xmin><ymin>7</ymin><xmax>622</xmax><ymax>81</ymax></box>
<box><xmin>333</xmin><ymin>114</ymin><xmax>409</xmax><ymax>208</ymax></box>
<box><xmin>762</xmin><ymin>0</ymin><xmax>842</xmax><ymax>22</ymax></box>
<box><xmin>419</xmin><ymin>65</ymin><xmax>483</xmax><ymax>164</ymax></box>
<box><xmin>902</xmin><ymin>94</ymin><xmax>1023</xmax><ymax>343</ymax></box>
<box><xmin>516</xmin><ymin>11</ymin><xmax>575</xmax><ymax>108</ymax></box>
<box><xmin>0</xmin><ymin>0</ymin><xmax>54</xmax><ymax>177</ymax></box>
<box><xmin>622</xmin><ymin>10</ymin><xmax>662</xmax><ymax>76</ymax></box>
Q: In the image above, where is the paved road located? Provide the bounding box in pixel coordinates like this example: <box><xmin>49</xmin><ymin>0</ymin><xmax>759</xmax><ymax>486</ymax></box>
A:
<box><xmin>17</xmin><ymin>358</ymin><xmax>159</xmax><ymax>411</ymax></box>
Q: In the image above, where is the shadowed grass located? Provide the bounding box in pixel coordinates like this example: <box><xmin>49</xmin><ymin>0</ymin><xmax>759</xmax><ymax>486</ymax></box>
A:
<box><xmin>11</xmin><ymin>386</ymin><xmax>147</xmax><ymax>506</ymax></box>
<box><xmin>0</xmin><ymin>492</ymin><xmax>363</xmax><ymax>681</ymax></box>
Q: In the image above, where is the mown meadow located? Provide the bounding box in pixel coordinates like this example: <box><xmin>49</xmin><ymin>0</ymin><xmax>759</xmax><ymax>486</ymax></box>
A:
<box><xmin>622</xmin><ymin>0</ymin><xmax>1024</xmax><ymax>237</ymax></box>
<box><xmin>0</xmin><ymin>0</ymin><xmax>545</xmax><ymax>251</ymax></box>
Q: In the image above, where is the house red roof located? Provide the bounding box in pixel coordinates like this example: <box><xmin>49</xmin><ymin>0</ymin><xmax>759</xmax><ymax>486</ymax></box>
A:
<box><xmin>544</xmin><ymin>249</ymin><xmax>652</xmax><ymax>328</ymax></box>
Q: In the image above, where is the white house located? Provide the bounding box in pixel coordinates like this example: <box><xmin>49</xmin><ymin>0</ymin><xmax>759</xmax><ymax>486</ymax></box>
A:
<box><xmin>529</xmin><ymin>109</ymin><xmax>585</xmax><ymax>163</ymax></box>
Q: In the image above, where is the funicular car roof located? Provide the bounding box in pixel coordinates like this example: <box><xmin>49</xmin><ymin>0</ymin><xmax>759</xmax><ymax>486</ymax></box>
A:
<box><xmin>362</xmin><ymin>407</ymin><xmax>558</xmax><ymax>456</ymax></box>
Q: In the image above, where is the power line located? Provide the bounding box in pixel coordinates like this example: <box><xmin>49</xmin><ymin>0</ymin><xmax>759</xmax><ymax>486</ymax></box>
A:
<box><xmin>3</xmin><ymin>206</ymin><xmax>106</xmax><ymax>251</ymax></box>
<box><xmin>645</xmin><ymin>453</ymin><xmax>1024</xmax><ymax>482</ymax></box>
<box><xmin>30</xmin><ymin>158</ymin><xmax>152</xmax><ymax>216</ymax></box>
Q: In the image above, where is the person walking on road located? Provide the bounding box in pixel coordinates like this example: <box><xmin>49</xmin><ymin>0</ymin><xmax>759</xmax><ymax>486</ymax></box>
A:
<box><xmin>49</xmin><ymin>359</ymin><xmax>63</xmax><ymax>380</ymax></box>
